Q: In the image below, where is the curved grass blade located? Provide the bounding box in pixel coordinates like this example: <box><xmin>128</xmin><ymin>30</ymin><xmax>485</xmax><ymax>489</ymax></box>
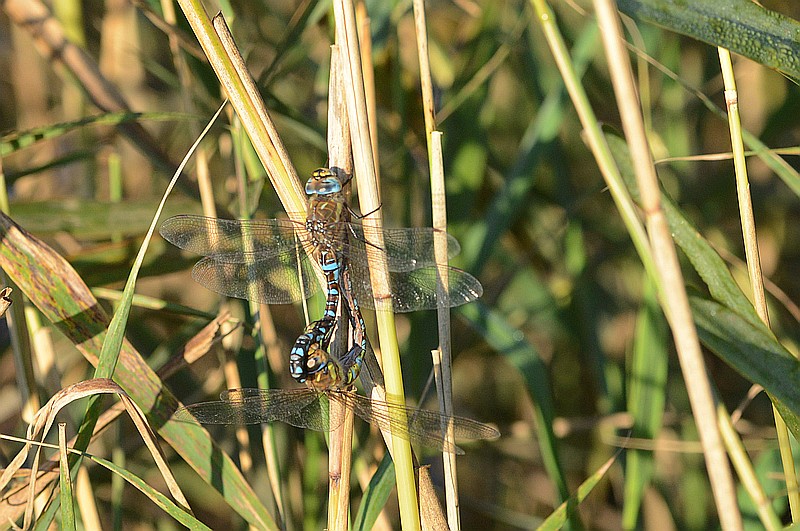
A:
<box><xmin>538</xmin><ymin>452</ymin><xmax>617</xmax><ymax>531</ymax></box>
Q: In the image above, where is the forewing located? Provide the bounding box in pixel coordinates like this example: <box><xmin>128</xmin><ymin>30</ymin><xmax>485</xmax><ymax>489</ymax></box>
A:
<box><xmin>160</xmin><ymin>215</ymin><xmax>303</xmax><ymax>259</ymax></box>
<box><xmin>343</xmin><ymin>226</ymin><xmax>462</xmax><ymax>272</ymax></box>
<box><xmin>347</xmin><ymin>262</ymin><xmax>483</xmax><ymax>312</ymax></box>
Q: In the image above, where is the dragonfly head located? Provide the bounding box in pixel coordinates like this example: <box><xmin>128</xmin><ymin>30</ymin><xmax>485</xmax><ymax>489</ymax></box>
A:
<box><xmin>306</xmin><ymin>168</ymin><xmax>343</xmax><ymax>196</ymax></box>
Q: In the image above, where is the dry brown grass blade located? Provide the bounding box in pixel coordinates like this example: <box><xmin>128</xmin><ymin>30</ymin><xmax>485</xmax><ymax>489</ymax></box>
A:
<box><xmin>156</xmin><ymin>309</ymin><xmax>236</xmax><ymax>378</ymax></box>
<box><xmin>0</xmin><ymin>379</ymin><xmax>191</xmax><ymax>527</ymax></box>
<box><xmin>326</xmin><ymin>45</ymin><xmax>356</xmax><ymax>531</ymax></box>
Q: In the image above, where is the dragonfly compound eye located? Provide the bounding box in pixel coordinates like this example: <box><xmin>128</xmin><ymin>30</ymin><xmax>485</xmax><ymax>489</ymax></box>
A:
<box><xmin>306</xmin><ymin>169</ymin><xmax>343</xmax><ymax>196</ymax></box>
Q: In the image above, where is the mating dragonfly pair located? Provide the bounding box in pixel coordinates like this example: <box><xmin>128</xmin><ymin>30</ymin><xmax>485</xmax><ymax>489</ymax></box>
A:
<box><xmin>161</xmin><ymin>168</ymin><xmax>498</xmax><ymax>453</ymax></box>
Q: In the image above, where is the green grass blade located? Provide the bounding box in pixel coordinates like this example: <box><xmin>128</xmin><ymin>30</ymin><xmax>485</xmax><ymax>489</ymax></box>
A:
<box><xmin>622</xmin><ymin>281</ymin><xmax>668</xmax><ymax>528</ymax></box>
<box><xmin>691</xmin><ymin>296</ymin><xmax>800</xmax><ymax>436</ymax></box>
<box><xmin>537</xmin><ymin>453</ymin><xmax>617</xmax><ymax>531</ymax></box>
<box><xmin>1</xmin><ymin>111</ymin><xmax>192</xmax><ymax>156</ymax></box>
<box><xmin>58</xmin><ymin>425</ymin><xmax>77</xmax><ymax>531</ymax></box>
<box><xmin>619</xmin><ymin>0</ymin><xmax>800</xmax><ymax>83</ymax></box>
<box><xmin>353</xmin><ymin>455</ymin><xmax>395</xmax><ymax>531</ymax></box>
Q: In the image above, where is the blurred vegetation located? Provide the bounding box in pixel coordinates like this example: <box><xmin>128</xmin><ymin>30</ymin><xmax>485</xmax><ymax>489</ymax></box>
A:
<box><xmin>2</xmin><ymin>0</ymin><xmax>800</xmax><ymax>529</ymax></box>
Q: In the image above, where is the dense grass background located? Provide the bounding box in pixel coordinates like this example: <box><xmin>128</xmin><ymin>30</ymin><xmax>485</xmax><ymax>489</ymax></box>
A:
<box><xmin>3</xmin><ymin>0</ymin><xmax>800</xmax><ymax>528</ymax></box>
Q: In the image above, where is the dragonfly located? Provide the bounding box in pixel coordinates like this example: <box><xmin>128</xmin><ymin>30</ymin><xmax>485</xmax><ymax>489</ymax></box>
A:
<box><xmin>168</xmin><ymin>169</ymin><xmax>496</xmax><ymax>451</ymax></box>
<box><xmin>173</xmin><ymin>341</ymin><xmax>500</xmax><ymax>455</ymax></box>
<box><xmin>158</xmin><ymin>170</ymin><xmax>483</xmax><ymax>315</ymax></box>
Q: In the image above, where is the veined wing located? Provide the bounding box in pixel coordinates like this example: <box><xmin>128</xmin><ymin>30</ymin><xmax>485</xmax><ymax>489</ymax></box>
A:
<box><xmin>175</xmin><ymin>387</ymin><xmax>499</xmax><ymax>454</ymax></box>
<box><xmin>190</xmin><ymin>252</ymin><xmax>322</xmax><ymax>304</ymax></box>
<box><xmin>160</xmin><ymin>215</ymin><xmax>303</xmax><ymax>258</ymax></box>
<box><xmin>346</xmin><ymin>261</ymin><xmax>483</xmax><ymax>312</ymax></box>
<box><xmin>160</xmin><ymin>215</ymin><xmax>463</xmax><ymax>272</ymax></box>
<box><xmin>173</xmin><ymin>388</ymin><xmax>330</xmax><ymax>430</ymax></box>
<box><xmin>326</xmin><ymin>390</ymin><xmax>499</xmax><ymax>454</ymax></box>
<box><xmin>344</xmin><ymin>226</ymin><xmax>462</xmax><ymax>272</ymax></box>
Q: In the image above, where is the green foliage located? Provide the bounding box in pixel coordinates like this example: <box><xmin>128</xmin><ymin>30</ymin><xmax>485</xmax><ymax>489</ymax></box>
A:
<box><xmin>2</xmin><ymin>0</ymin><xmax>800</xmax><ymax>529</ymax></box>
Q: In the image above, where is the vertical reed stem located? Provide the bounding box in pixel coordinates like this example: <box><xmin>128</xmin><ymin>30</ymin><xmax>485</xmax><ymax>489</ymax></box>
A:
<box><xmin>591</xmin><ymin>2</ymin><xmax>741</xmax><ymax>528</ymax></box>
<box><xmin>717</xmin><ymin>48</ymin><xmax>800</xmax><ymax>521</ymax></box>
<box><xmin>326</xmin><ymin>46</ymin><xmax>356</xmax><ymax>531</ymax></box>
<box><xmin>332</xmin><ymin>0</ymin><xmax>421</xmax><ymax>528</ymax></box>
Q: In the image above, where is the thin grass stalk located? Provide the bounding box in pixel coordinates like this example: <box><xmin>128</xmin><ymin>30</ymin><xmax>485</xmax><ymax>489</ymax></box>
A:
<box><xmin>412</xmin><ymin>0</ymin><xmax>436</xmax><ymax>139</ymax></box>
<box><xmin>58</xmin><ymin>423</ymin><xmax>76</xmax><ymax>531</ymax></box>
<box><xmin>327</xmin><ymin>46</ymin><xmax>356</xmax><ymax>531</ymax></box>
<box><xmin>355</xmin><ymin>1</ymin><xmax>380</xmax><ymax>181</ymax></box>
<box><xmin>195</xmin><ymin>150</ymin><xmax>216</xmax><ymax>217</ymax></box>
<box><xmin>160</xmin><ymin>0</ymin><xmax>197</xmax><ymax>132</ymax></box>
<box><xmin>112</xmin><ymin>426</ymin><xmax>126</xmax><ymax>528</ymax></box>
<box><xmin>332</xmin><ymin>0</ymin><xmax>421</xmax><ymax>528</ymax></box>
<box><xmin>430</xmin><ymin>133</ymin><xmax>460</xmax><ymax>529</ymax></box>
<box><xmin>410</xmin><ymin>1</ymin><xmax>459</xmax><ymax>526</ymax></box>
<box><xmin>228</xmin><ymin>119</ymin><xmax>260</xmax><ymax>477</ymax></box>
<box><xmin>716</xmin><ymin>403</ymin><xmax>782</xmax><ymax>529</ymax></box>
<box><xmin>352</xmin><ymin>23</ymin><xmax>392</xmax><ymax>529</ymax></box>
<box><xmin>717</xmin><ymin>48</ymin><xmax>800</xmax><ymax>520</ymax></box>
<box><xmin>591</xmin><ymin>2</ymin><xmax>741</xmax><ymax>528</ymax></box>
<box><xmin>257</xmin><ymin>309</ymin><xmax>290</xmax><ymax>529</ymax></box>
<box><xmin>75</xmin><ymin>467</ymin><xmax>102</xmax><ymax>531</ymax></box>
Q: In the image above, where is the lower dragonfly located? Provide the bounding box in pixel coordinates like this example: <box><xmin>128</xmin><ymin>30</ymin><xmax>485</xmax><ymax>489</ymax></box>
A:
<box><xmin>174</xmin><ymin>344</ymin><xmax>499</xmax><ymax>454</ymax></box>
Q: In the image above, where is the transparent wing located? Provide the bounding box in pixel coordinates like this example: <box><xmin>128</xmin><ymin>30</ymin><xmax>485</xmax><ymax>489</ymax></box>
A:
<box><xmin>347</xmin><ymin>262</ymin><xmax>483</xmax><ymax>312</ymax></box>
<box><xmin>174</xmin><ymin>387</ymin><xmax>499</xmax><ymax>454</ymax></box>
<box><xmin>160</xmin><ymin>214</ymin><xmax>463</xmax><ymax>272</ymax></box>
<box><xmin>173</xmin><ymin>388</ymin><xmax>332</xmax><ymax>431</ymax></box>
<box><xmin>160</xmin><ymin>215</ymin><xmax>303</xmax><ymax>258</ymax></box>
<box><xmin>327</xmin><ymin>390</ymin><xmax>500</xmax><ymax>455</ymax></box>
<box><xmin>190</xmin><ymin>252</ymin><xmax>321</xmax><ymax>304</ymax></box>
<box><xmin>344</xmin><ymin>226</ymin><xmax>461</xmax><ymax>271</ymax></box>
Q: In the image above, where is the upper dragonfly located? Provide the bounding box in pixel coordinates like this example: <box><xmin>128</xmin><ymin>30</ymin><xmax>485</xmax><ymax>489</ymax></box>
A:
<box><xmin>159</xmin><ymin>168</ymin><xmax>483</xmax><ymax>313</ymax></box>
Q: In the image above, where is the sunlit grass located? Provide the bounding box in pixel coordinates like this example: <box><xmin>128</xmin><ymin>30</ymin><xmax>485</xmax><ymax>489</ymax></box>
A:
<box><xmin>2</xmin><ymin>1</ymin><xmax>800</xmax><ymax>529</ymax></box>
